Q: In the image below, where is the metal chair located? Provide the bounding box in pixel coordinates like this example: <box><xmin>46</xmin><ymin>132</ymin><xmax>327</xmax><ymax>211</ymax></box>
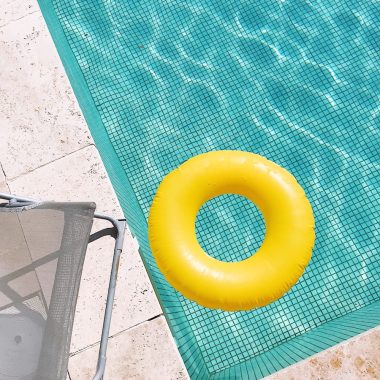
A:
<box><xmin>0</xmin><ymin>193</ymin><xmax>126</xmax><ymax>380</ymax></box>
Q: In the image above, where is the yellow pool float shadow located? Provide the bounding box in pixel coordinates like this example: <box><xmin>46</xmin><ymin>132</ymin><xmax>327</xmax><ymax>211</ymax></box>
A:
<box><xmin>148</xmin><ymin>151</ymin><xmax>315</xmax><ymax>311</ymax></box>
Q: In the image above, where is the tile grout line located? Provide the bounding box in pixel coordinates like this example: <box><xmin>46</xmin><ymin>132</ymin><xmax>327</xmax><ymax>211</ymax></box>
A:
<box><xmin>69</xmin><ymin>313</ymin><xmax>164</xmax><ymax>357</ymax></box>
<box><xmin>7</xmin><ymin>142</ymin><xmax>94</xmax><ymax>183</ymax></box>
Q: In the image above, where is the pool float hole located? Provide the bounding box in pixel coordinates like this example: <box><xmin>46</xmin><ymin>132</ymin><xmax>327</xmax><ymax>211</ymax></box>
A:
<box><xmin>195</xmin><ymin>194</ymin><xmax>266</xmax><ymax>263</ymax></box>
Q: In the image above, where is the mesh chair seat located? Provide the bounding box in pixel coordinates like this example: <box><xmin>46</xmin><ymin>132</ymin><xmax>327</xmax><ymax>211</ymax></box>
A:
<box><xmin>0</xmin><ymin>195</ymin><xmax>125</xmax><ymax>380</ymax></box>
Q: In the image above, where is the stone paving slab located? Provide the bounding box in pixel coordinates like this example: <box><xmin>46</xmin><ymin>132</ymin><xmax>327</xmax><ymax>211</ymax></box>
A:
<box><xmin>69</xmin><ymin>316</ymin><xmax>188</xmax><ymax>380</ymax></box>
<box><xmin>0</xmin><ymin>12</ymin><xmax>92</xmax><ymax>180</ymax></box>
<box><xmin>266</xmin><ymin>327</ymin><xmax>379</xmax><ymax>380</ymax></box>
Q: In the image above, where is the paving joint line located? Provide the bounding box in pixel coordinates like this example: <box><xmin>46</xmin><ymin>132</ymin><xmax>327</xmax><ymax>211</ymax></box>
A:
<box><xmin>7</xmin><ymin>142</ymin><xmax>94</xmax><ymax>182</ymax></box>
<box><xmin>0</xmin><ymin>9</ymin><xmax>40</xmax><ymax>29</ymax></box>
<box><xmin>69</xmin><ymin>313</ymin><xmax>164</xmax><ymax>357</ymax></box>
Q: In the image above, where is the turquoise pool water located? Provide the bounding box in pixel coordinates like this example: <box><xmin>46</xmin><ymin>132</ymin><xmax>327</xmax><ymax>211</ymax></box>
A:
<box><xmin>39</xmin><ymin>0</ymin><xmax>379</xmax><ymax>378</ymax></box>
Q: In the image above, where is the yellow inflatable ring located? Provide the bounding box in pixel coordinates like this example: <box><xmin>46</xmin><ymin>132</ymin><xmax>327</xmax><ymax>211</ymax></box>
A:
<box><xmin>148</xmin><ymin>151</ymin><xmax>315</xmax><ymax>311</ymax></box>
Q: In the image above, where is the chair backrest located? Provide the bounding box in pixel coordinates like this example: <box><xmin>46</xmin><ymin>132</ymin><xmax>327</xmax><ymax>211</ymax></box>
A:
<box><xmin>0</xmin><ymin>201</ymin><xmax>95</xmax><ymax>380</ymax></box>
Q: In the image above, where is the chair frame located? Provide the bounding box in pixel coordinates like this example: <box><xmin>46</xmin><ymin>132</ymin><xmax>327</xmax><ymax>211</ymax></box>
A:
<box><xmin>0</xmin><ymin>192</ymin><xmax>127</xmax><ymax>380</ymax></box>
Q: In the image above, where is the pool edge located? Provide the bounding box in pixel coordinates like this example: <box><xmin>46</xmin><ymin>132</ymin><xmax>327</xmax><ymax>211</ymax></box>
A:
<box><xmin>36</xmin><ymin>0</ymin><xmax>209</xmax><ymax>378</ymax></box>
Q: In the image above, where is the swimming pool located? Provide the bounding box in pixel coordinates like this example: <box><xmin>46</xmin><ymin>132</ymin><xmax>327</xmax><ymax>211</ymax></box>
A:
<box><xmin>39</xmin><ymin>0</ymin><xmax>379</xmax><ymax>378</ymax></box>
